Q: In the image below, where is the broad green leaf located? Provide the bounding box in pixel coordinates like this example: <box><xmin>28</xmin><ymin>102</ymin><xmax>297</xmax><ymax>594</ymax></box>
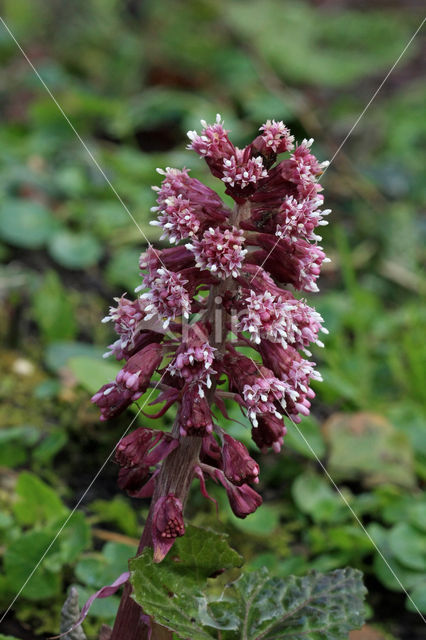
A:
<box><xmin>106</xmin><ymin>247</ymin><xmax>143</xmax><ymax>292</ymax></box>
<box><xmin>13</xmin><ymin>472</ymin><xmax>67</xmax><ymax>527</ymax></box>
<box><xmin>0</xmin><ymin>425</ymin><xmax>39</xmax><ymax>467</ymax></box>
<box><xmin>292</xmin><ymin>471</ymin><xmax>346</xmax><ymax>524</ymax></box>
<box><xmin>368</xmin><ymin>524</ymin><xmax>425</xmax><ymax>594</ymax></box>
<box><xmin>0</xmin><ymin>199</ymin><xmax>57</xmax><ymax>248</ymax></box>
<box><xmin>45</xmin><ymin>341</ymin><xmax>105</xmax><ymax>372</ymax></box>
<box><xmin>33</xmin><ymin>430</ymin><xmax>68</xmax><ymax>463</ymax></box>
<box><xmin>3</xmin><ymin>530</ymin><xmax>61</xmax><ymax>600</ymax></box>
<box><xmin>323</xmin><ymin>412</ymin><xmax>415</xmax><ymax>487</ymax></box>
<box><xmin>47</xmin><ymin>511</ymin><xmax>91</xmax><ymax>567</ymax></box>
<box><xmin>285</xmin><ymin>415</ymin><xmax>326</xmax><ymax>460</ymax></box>
<box><xmin>388</xmin><ymin>523</ymin><xmax>426</xmax><ymax>572</ymax></box>
<box><xmin>130</xmin><ymin>526</ymin><xmax>242</xmax><ymax>639</ymax></box>
<box><xmin>159</xmin><ymin>525</ymin><xmax>242</xmax><ymax>583</ymax></box>
<box><xmin>68</xmin><ymin>355</ymin><xmax>121</xmax><ymax>394</ymax></box>
<box><xmin>203</xmin><ymin>567</ymin><xmax>366</xmax><ymax>639</ymax></box>
<box><xmin>76</xmin><ymin>541</ymin><xmax>137</xmax><ymax>589</ymax></box>
<box><xmin>90</xmin><ymin>496</ymin><xmax>139</xmax><ymax>537</ymax></box>
<box><xmin>48</xmin><ymin>229</ymin><xmax>102</xmax><ymax>269</ymax></box>
<box><xmin>32</xmin><ymin>271</ymin><xmax>76</xmax><ymax>341</ymax></box>
<box><xmin>0</xmin><ymin>635</ymin><xmax>22</xmax><ymax>639</ymax></box>
<box><xmin>407</xmin><ymin>583</ymin><xmax>426</xmax><ymax>614</ymax></box>
<box><xmin>224</xmin><ymin>502</ymin><xmax>280</xmax><ymax>536</ymax></box>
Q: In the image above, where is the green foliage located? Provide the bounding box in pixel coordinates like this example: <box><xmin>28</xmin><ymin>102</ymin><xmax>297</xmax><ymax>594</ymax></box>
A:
<box><xmin>0</xmin><ymin>0</ymin><xmax>424</xmax><ymax>634</ymax></box>
<box><xmin>203</xmin><ymin>568</ymin><xmax>366</xmax><ymax>640</ymax></box>
<box><xmin>130</xmin><ymin>526</ymin><xmax>242</xmax><ymax>638</ymax></box>
<box><xmin>32</xmin><ymin>271</ymin><xmax>77</xmax><ymax>341</ymax></box>
<box><xmin>68</xmin><ymin>356</ymin><xmax>120</xmax><ymax>395</ymax></box>
<box><xmin>75</xmin><ymin>541</ymin><xmax>137</xmax><ymax>621</ymax></box>
<box><xmin>367</xmin><ymin>492</ymin><xmax>426</xmax><ymax>614</ymax></box>
<box><xmin>90</xmin><ymin>496</ymin><xmax>139</xmax><ymax>537</ymax></box>
<box><xmin>225</xmin><ymin>1</ymin><xmax>416</xmax><ymax>87</ymax></box>
<box><xmin>13</xmin><ymin>471</ymin><xmax>67</xmax><ymax>526</ymax></box>
<box><xmin>323</xmin><ymin>413</ymin><xmax>415</xmax><ymax>488</ymax></box>
<box><xmin>0</xmin><ymin>199</ymin><xmax>57</xmax><ymax>248</ymax></box>
<box><xmin>131</xmin><ymin>527</ymin><xmax>366</xmax><ymax>639</ymax></box>
<box><xmin>48</xmin><ymin>229</ymin><xmax>102</xmax><ymax>269</ymax></box>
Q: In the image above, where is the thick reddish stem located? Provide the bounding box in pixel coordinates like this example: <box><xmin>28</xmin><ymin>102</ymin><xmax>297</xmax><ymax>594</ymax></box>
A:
<box><xmin>110</xmin><ymin>435</ymin><xmax>202</xmax><ymax>640</ymax></box>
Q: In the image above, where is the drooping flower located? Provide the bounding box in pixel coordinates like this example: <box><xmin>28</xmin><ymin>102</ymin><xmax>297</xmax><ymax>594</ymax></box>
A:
<box><xmin>152</xmin><ymin>494</ymin><xmax>185</xmax><ymax>562</ymax></box>
<box><xmin>91</xmin><ymin>343</ymin><xmax>164</xmax><ymax>420</ymax></box>
<box><xmin>221</xmin><ymin>433</ymin><xmax>259</xmax><ymax>485</ymax></box>
<box><xmin>178</xmin><ymin>383</ymin><xmax>213</xmax><ymax>437</ymax></box>
<box><xmin>217</xmin><ymin>473</ymin><xmax>263</xmax><ymax>518</ymax></box>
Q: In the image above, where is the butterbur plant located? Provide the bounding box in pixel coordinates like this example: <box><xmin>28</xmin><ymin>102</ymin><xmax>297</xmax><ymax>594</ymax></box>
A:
<box><xmin>88</xmin><ymin>117</ymin><xmax>365</xmax><ymax>639</ymax></box>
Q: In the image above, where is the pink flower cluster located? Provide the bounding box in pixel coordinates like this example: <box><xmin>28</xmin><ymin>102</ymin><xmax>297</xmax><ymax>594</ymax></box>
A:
<box><xmin>92</xmin><ymin>116</ymin><xmax>330</xmax><ymax>561</ymax></box>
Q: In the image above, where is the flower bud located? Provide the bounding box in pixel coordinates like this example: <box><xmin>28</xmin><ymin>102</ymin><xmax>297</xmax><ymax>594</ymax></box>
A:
<box><xmin>223</xmin><ymin>480</ymin><xmax>262</xmax><ymax>518</ymax></box>
<box><xmin>222</xmin><ymin>433</ymin><xmax>259</xmax><ymax>485</ymax></box>
<box><xmin>178</xmin><ymin>384</ymin><xmax>213</xmax><ymax>436</ymax></box>
<box><xmin>252</xmin><ymin>414</ymin><xmax>287</xmax><ymax>453</ymax></box>
<box><xmin>152</xmin><ymin>494</ymin><xmax>185</xmax><ymax>562</ymax></box>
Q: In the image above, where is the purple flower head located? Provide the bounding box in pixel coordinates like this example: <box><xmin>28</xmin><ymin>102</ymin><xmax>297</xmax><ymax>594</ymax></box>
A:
<box><xmin>151</xmin><ymin>167</ymin><xmax>230</xmax><ymax>244</ymax></box>
<box><xmin>93</xmin><ymin>116</ymin><xmax>330</xmax><ymax>559</ymax></box>
<box><xmin>186</xmin><ymin>225</ymin><xmax>247</xmax><ymax>279</ymax></box>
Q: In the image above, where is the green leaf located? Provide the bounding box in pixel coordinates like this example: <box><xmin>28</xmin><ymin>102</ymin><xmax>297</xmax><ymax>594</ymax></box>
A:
<box><xmin>13</xmin><ymin>472</ymin><xmax>67</xmax><ymax>527</ymax></box>
<box><xmin>368</xmin><ymin>523</ymin><xmax>425</xmax><ymax>594</ymax></box>
<box><xmin>76</xmin><ymin>541</ymin><xmax>137</xmax><ymax>589</ymax></box>
<box><xmin>47</xmin><ymin>511</ymin><xmax>91</xmax><ymax>566</ymax></box>
<box><xmin>48</xmin><ymin>229</ymin><xmax>102</xmax><ymax>269</ymax></box>
<box><xmin>224</xmin><ymin>502</ymin><xmax>280</xmax><ymax>536</ymax></box>
<box><xmin>68</xmin><ymin>355</ymin><xmax>121</xmax><ymax>394</ymax></box>
<box><xmin>32</xmin><ymin>270</ymin><xmax>76</xmax><ymax>341</ymax></box>
<box><xmin>131</xmin><ymin>526</ymin><xmax>364</xmax><ymax>639</ymax></box>
<box><xmin>407</xmin><ymin>583</ymin><xmax>426</xmax><ymax>614</ymax></box>
<box><xmin>3</xmin><ymin>530</ymin><xmax>61</xmax><ymax>600</ymax></box>
<box><xmin>285</xmin><ymin>415</ymin><xmax>326</xmax><ymax>459</ymax></box>
<box><xmin>0</xmin><ymin>199</ymin><xmax>57</xmax><ymax>248</ymax></box>
<box><xmin>323</xmin><ymin>412</ymin><xmax>415</xmax><ymax>487</ymax></box>
<box><xmin>0</xmin><ymin>426</ymin><xmax>39</xmax><ymax>467</ymax></box>
<box><xmin>388</xmin><ymin>523</ymin><xmax>426</xmax><ymax>571</ymax></box>
<box><xmin>45</xmin><ymin>341</ymin><xmax>106</xmax><ymax>372</ymax></box>
<box><xmin>33</xmin><ymin>430</ymin><xmax>68</xmax><ymax>463</ymax></box>
<box><xmin>130</xmin><ymin>526</ymin><xmax>242</xmax><ymax>639</ymax></box>
<box><xmin>204</xmin><ymin>567</ymin><xmax>366</xmax><ymax>639</ymax></box>
<box><xmin>292</xmin><ymin>471</ymin><xmax>346</xmax><ymax>524</ymax></box>
<box><xmin>90</xmin><ymin>496</ymin><xmax>139</xmax><ymax>537</ymax></box>
<box><xmin>106</xmin><ymin>247</ymin><xmax>143</xmax><ymax>292</ymax></box>
<box><xmin>162</xmin><ymin>525</ymin><xmax>243</xmax><ymax>583</ymax></box>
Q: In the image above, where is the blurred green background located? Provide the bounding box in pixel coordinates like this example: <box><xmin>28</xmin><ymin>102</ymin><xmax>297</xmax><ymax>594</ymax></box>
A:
<box><xmin>0</xmin><ymin>1</ymin><xmax>425</xmax><ymax>638</ymax></box>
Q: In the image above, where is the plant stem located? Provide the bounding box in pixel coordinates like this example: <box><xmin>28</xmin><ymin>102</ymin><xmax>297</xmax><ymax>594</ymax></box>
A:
<box><xmin>110</xmin><ymin>432</ymin><xmax>202</xmax><ymax>639</ymax></box>
<box><xmin>110</xmin><ymin>204</ymin><xmax>244</xmax><ymax>639</ymax></box>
